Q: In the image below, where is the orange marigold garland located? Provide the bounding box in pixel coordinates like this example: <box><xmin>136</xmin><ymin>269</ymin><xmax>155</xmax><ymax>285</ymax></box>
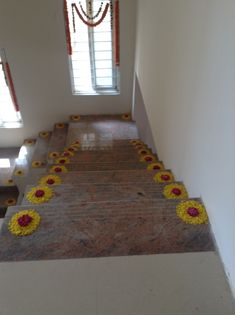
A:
<box><xmin>176</xmin><ymin>200</ymin><xmax>208</xmax><ymax>225</ymax></box>
<box><xmin>26</xmin><ymin>186</ymin><xmax>53</xmax><ymax>204</ymax></box>
<box><xmin>163</xmin><ymin>183</ymin><xmax>188</xmax><ymax>199</ymax></box>
<box><xmin>154</xmin><ymin>171</ymin><xmax>175</xmax><ymax>183</ymax></box>
<box><xmin>8</xmin><ymin>209</ymin><xmax>41</xmax><ymax>236</ymax></box>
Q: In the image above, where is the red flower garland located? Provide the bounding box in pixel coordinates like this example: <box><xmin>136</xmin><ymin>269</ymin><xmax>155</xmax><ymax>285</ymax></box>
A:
<box><xmin>114</xmin><ymin>0</ymin><xmax>120</xmax><ymax>66</ymax></box>
<box><xmin>64</xmin><ymin>0</ymin><xmax>72</xmax><ymax>55</ymax></box>
<box><xmin>4</xmin><ymin>62</ymin><xmax>19</xmax><ymax>112</ymax></box>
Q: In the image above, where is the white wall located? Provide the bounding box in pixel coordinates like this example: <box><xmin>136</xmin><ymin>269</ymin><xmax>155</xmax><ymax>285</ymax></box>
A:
<box><xmin>0</xmin><ymin>0</ymin><xmax>136</xmax><ymax>147</ymax></box>
<box><xmin>135</xmin><ymin>0</ymin><xmax>235</xmax><ymax>296</ymax></box>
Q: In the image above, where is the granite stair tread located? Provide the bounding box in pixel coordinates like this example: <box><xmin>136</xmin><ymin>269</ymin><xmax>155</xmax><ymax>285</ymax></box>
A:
<box><xmin>47</xmin><ymin>123</ymin><xmax>69</xmax><ymax>154</ymax></box>
<box><xmin>30</xmin><ymin>132</ymin><xmax>52</xmax><ymax>165</ymax></box>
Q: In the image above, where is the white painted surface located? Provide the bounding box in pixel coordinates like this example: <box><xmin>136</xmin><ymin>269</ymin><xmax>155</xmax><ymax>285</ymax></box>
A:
<box><xmin>0</xmin><ymin>253</ymin><xmax>234</xmax><ymax>315</ymax></box>
<box><xmin>0</xmin><ymin>0</ymin><xmax>136</xmax><ymax>146</ymax></box>
<box><xmin>135</xmin><ymin>0</ymin><xmax>235</xmax><ymax>296</ymax></box>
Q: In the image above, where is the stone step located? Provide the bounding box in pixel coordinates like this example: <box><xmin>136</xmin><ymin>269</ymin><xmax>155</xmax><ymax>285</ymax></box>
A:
<box><xmin>31</xmin><ymin>169</ymin><xmax>165</xmax><ymax>185</ymax></box>
<box><xmin>47</xmin><ymin>123</ymin><xmax>69</xmax><ymax>154</ymax></box>
<box><xmin>0</xmin><ymin>199</ymin><xmax>214</xmax><ymax>261</ymax></box>
<box><xmin>30</xmin><ymin>131</ymin><xmax>52</xmax><ymax>166</ymax></box>
<box><xmin>22</xmin><ymin>182</ymin><xmax>183</xmax><ymax>205</ymax></box>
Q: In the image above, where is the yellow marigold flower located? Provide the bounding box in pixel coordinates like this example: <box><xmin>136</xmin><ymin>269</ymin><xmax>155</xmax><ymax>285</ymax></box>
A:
<box><xmin>8</xmin><ymin>209</ymin><xmax>41</xmax><ymax>236</ymax></box>
<box><xmin>31</xmin><ymin>160</ymin><xmax>43</xmax><ymax>168</ymax></box>
<box><xmin>133</xmin><ymin>143</ymin><xmax>147</xmax><ymax>150</ymax></box>
<box><xmin>4</xmin><ymin>198</ymin><xmax>17</xmax><ymax>206</ymax></box>
<box><xmin>176</xmin><ymin>200</ymin><xmax>209</xmax><ymax>225</ymax></box>
<box><xmin>39</xmin><ymin>131</ymin><xmax>50</xmax><ymax>138</ymax></box>
<box><xmin>24</xmin><ymin>139</ymin><xmax>35</xmax><ymax>146</ymax></box>
<box><xmin>49</xmin><ymin>165</ymin><xmax>68</xmax><ymax>173</ymax></box>
<box><xmin>154</xmin><ymin>171</ymin><xmax>175</xmax><ymax>183</ymax></box>
<box><xmin>4</xmin><ymin>179</ymin><xmax>15</xmax><ymax>186</ymax></box>
<box><xmin>26</xmin><ymin>185</ymin><xmax>53</xmax><ymax>204</ymax></box>
<box><xmin>70</xmin><ymin>115</ymin><xmax>81</xmax><ymax>121</ymax></box>
<box><xmin>163</xmin><ymin>183</ymin><xmax>188</xmax><ymax>199</ymax></box>
<box><xmin>139</xmin><ymin>154</ymin><xmax>157</xmax><ymax>163</ymax></box>
<box><xmin>138</xmin><ymin>148</ymin><xmax>151</xmax><ymax>156</ymax></box>
<box><xmin>65</xmin><ymin>146</ymin><xmax>79</xmax><ymax>153</ymax></box>
<box><xmin>121</xmin><ymin>113</ymin><xmax>131</xmax><ymax>120</ymax></box>
<box><xmin>55</xmin><ymin>123</ymin><xmax>65</xmax><ymax>129</ymax></box>
<box><xmin>48</xmin><ymin>151</ymin><xmax>60</xmax><ymax>159</ymax></box>
<box><xmin>147</xmin><ymin>162</ymin><xmax>164</xmax><ymax>171</ymax></box>
<box><xmin>39</xmin><ymin>175</ymin><xmax>62</xmax><ymax>186</ymax></box>
<box><xmin>70</xmin><ymin>143</ymin><xmax>80</xmax><ymax>149</ymax></box>
<box><xmin>55</xmin><ymin>157</ymin><xmax>70</xmax><ymax>165</ymax></box>
<box><xmin>61</xmin><ymin>150</ymin><xmax>74</xmax><ymax>157</ymax></box>
<box><xmin>130</xmin><ymin>139</ymin><xmax>142</xmax><ymax>145</ymax></box>
<box><xmin>14</xmin><ymin>169</ymin><xmax>24</xmax><ymax>176</ymax></box>
<box><xmin>72</xmin><ymin>140</ymin><xmax>80</xmax><ymax>145</ymax></box>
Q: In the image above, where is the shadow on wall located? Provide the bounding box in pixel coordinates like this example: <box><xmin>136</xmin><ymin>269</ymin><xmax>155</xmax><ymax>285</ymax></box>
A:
<box><xmin>132</xmin><ymin>74</ymin><xmax>157</xmax><ymax>154</ymax></box>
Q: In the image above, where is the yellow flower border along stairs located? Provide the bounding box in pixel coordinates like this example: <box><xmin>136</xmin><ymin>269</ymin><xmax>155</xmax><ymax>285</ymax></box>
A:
<box><xmin>0</xmin><ymin>114</ymin><xmax>214</xmax><ymax>261</ymax></box>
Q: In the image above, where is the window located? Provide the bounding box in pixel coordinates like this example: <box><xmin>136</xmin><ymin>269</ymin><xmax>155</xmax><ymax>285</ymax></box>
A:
<box><xmin>0</xmin><ymin>49</ymin><xmax>22</xmax><ymax>128</ymax></box>
<box><xmin>64</xmin><ymin>0</ymin><xmax>120</xmax><ymax>95</ymax></box>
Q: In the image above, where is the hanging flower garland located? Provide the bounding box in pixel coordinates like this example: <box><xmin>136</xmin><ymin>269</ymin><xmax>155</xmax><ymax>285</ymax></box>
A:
<box><xmin>48</xmin><ymin>151</ymin><xmax>60</xmax><ymax>159</ymax></box>
<box><xmin>4</xmin><ymin>179</ymin><xmax>15</xmax><ymax>186</ymax></box>
<box><xmin>121</xmin><ymin>113</ymin><xmax>131</xmax><ymax>121</ymax></box>
<box><xmin>8</xmin><ymin>209</ymin><xmax>41</xmax><ymax>236</ymax></box>
<box><xmin>39</xmin><ymin>175</ymin><xmax>62</xmax><ymax>186</ymax></box>
<box><xmin>64</xmin><ymin>0</ymin><xmax>72</xmax><ymax>55</ymax></box>
<box><xmin>163</xmin><ymin>183</ymin><xmax>188</xmax><ymax>199</ymax></box>
<box><xmin>49</xmin><ymin>165</ymin><xmax>68</xmax><ymax>173</ymax></box>
<box><xmin>176</xmin><ymin>200</ymin><xmax>208</xmax><ymax>225</ymax></box>
<box><xmin>139</xmin><ymin>154</ymin><xmax>157</xmax><ymax>163</ymax></box>
<box><xmin>79</xmin><ymin>1</ymin><xmax>104</xmax><ymax>20</ymax></box>
<box><xmin>154</xmin><ymin>171</ymin><xmax>175</xmax><ymax>183</ymax></box>
<box><xmin>14</xmin><ymin>169</ymin><xmax>24</xmax><ymax>176</ymax></box>
<box><xmin>24</xmin><ymin>139</ymin><xmax>35</xmax><ymax>146</ymax></box>
<box><xmin>70</xmin><ymin>115</ymin><xmax>81</xmax><ymax>122</ymax></box>
<box><xmin>110</xmin><ymin>0</ymin><xmax>113</xmax><ymax>29</ymax></box>
<box><xmin>4</xmin><ymin>198</ymin><xmax>17</xmax><ymax>207</ymax></box>
<box><xmin>26</xmin><ymin>185</ymin><xmax>53</xmax><ymax>204</ymax></box>
<box><xmin>72</xmin><ymin>2</ymin><xmax>109</xmax><ymax>29</ymax></box>
<box><xmin>31</xmin><ymin>161</ymin><xmax>44</xmax><ymax>168</ymax></box>
<box><xmin>39</xmin><ymin>131</ymin><xmax>50</xmax><ymax>139</ymax></box>
<box><xmin>55</xmin><ymin>157</ymin><xmax>70</xmax><ymax>165</ymax></box>
<box><xmin>147</xmin><ymin>162</ymin><xmax>164</xmax><ymax>171</ymax></box>
<box><xmin>114</xmin><ymin>0</ymin><xmax>120</xmax><ymax>66</ymax></box>
<box><xmin>55</xmin><ymin>123</ymin><xmax>65</xmax><ymax>129</ymax></box>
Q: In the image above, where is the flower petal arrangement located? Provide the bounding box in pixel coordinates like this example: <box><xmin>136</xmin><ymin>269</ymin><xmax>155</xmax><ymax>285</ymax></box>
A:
<box><xmin>140</xmin><ymin>154</ymin><xmax>157</xmax><ymax>163</ymax></box>
<box><xmin>49</xmin><ymin>165</ymin><xmax>68</xmax><ymax>173</ymax></box>
<box><xmin>130</xmin><ymin>139</ymin><xmax>143</xmax><ymax>145</ymax></box>
<box><xmin>138</xmin><ymin>148</ymin><xmax>151</xmax><ymax>156</ymax></box>
<box><xmin>163</xmin><ymin>183</ymin><xmax>188</xmax><ymax>199</ymax></box>
<box><xmin>61</xmin><ymin>150</ymin><xmax>74</xmax><ymax>157</ymax></box>
<box><xmin>55</xmin><ymin>123</ymin><xmax>65</xmax><ymax>129</ymax></box>
<box><xmin>14</xmin><ymin>169</ymin><xmax>24</xmax><ymax>176</ymax></box>
<box><xmin>39</xmin><ymin>175</ymin><xmax>62</xmax><ymax>186</ymax></box>
<box><xmin>31</xmin><ymin>161</ymin><xmax>43</xmax><ymax>168</ymax></box>
<box><xmin>176</xmin><ymin>200</ymin><xmax>208</xmax><ymax>225</ymax></box>
<box><xmin>147</xmin><ymin>162</ymin><xmax>164</xmax><ymax>171</ymax></box>
<box><xmin>39</xmin><ymin>131</ymin><xmax>50</xmax><ymax>138</ymax></box>
<box><xmin>70</xmin><ymin>115</ymin><xmax>81</xmax><ymax>122</ymax></box>
<box><xmin>26</xmin><ymin>185</ymin><xmax>53</xmax><ymax>204</ymax></box>
<box><xmin>55</xmin><ymin>157</ymin><xmax>70</xmax><ymax>165</ymax></box>
<box><xmin>24</xmin><ymin>139</ymin><xmax>35</xmax><ymax>146</ymax></box>
<box><xmin>4</xmin><ymin>179</ymin><xmax>14</xmax><ymax>186</ymax></box>
<box><xmin>121</xmin><ymin>113</ymin><xmax>131</xmax><ymax>121</ymax></box>
<box><xmin>4</xmin><ymin>198</ymin><xmax>17</xmax><ymax>206</ymax></box>
<box><xmin>48</xmin><ymin>151</ymin><xmax>60</xmax><ymax>159</ymax></box>
<box><xmin>154</xmin><ymin>171</ymin><xmax>175</xmax><ymax>183</ymax></box>
<box><xmin>8</xmin><ymin>209</ymin><xmax>41</xmax><ymax>236</ymax></box>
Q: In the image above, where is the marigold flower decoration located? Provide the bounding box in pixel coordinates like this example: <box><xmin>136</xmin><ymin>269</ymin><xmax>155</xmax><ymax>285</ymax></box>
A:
<box><xmin>65</xmin><ymin>146</ymin><xmax>78</xmax><ymax>153</ymax></box>
<box><xmin>121</xmin><ymin>113</ymin><xmax>131</xmax><ymax>121</ymax></box>
<box><xmin>61</xmin><ymin>150</ymin><xmax>74</xmax><ymax>157</ymax></box>
<box><xmin>70</xmin><ymin>115</ymin><xmax>81</xmax><ymax>122</ymax></box>
<box><xmin>39</xmin><ymin>175</ymin><xmax>62</xmax><ymax>186</ymax></box>
<box><xmin>39</xmin><ymin>131</ymin><xmax>50</xmax><ymax>138</ymax></box>
<box><xmin>147</xmin><ymin>162</ymin><xmax>164</xmax><ymax>171</ymax></box>
<box><xmin>163</xmin><ymin>183</ymin><xmax>188</xmax><ymax>199</ymax></box>
<box><xmin>14</xmin><ymin>169</ymin><xmax>24</xmax><ymax>176</ymax></box>
<box><xmin>134</xmin><ymin>143</ymin><xmax>147</xmax><ymax>150</ymax></box>
<box><xmin>48</xmin><ymin>151</ymin><xmax>60</xmax><ymax>159</ymax></box>
<box><xmin>130</xmin><ymin>139</ymin><xmax>142</xmax><ymax>145</ymax></box>
<box><xmin>8</xmin><ymin>209</ymin><xmax>41</xmax><ymax>236</ymax></box>
<box><xmin>138</xmin><ymin>148</ymin><xmax>151</xmax><ymax>156</ymax></box>
<box><xmin>154</xmin><ymin>171</ymin><xmax>175</xmax><ymax>183</ymax></box>
<box><xmin>4</xmin><ymin>179</ymin><xmax>14</xmax><ymax>186</ymax></box>
<box><xmin>26</xmin><ymin>185</ymin><xmax>53</xmax><ymax>204</ymax></box>
<box><xmin>24</xmin><ymin>139</ymin><xmax>35</xmax><ymax>146</ymax></box>
<box><xmin>55</xmin><ymin>157</ymin><xmax>70</xmax><ymax>165</ymax></box>
<box><xmin>55</xmin><ymin>123</ymin><xmax>65</xmax><ymax>129</ymax></box>
<box><xmin>32</xmin><ymin>161</ymin><xmax>44</xmax><ymax>168</ymax></box>
<box><xmin>49</xmin><ymin>165</ymin><xmax>68</xmax><ymax>173</ymax></box>
<box><xmin>140</xmin><ymin>154</ymin><xmax>157</xmax><ymax>163</ymax></box>
<box><xmin>4</xmin><ymin>198</ymin><xmax>17</xmax><ymax>206</ymax></box>
<box><xmin>176</xmin><ymin>200</ymin><xmax>208</xmax><ymax>225</ymax></box>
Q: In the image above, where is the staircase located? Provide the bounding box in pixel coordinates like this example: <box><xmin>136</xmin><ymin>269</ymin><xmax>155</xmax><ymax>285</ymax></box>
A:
<box><xmin>0</xmin><ymin>115</ymin><xmax>214</xmax><ymax>261</ymax></box>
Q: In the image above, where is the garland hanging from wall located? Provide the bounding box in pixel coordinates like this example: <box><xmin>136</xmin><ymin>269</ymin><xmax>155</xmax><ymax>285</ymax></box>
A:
<box><xmin>114</xmin><ymin>0</ymin><xmax>120</xmax><ymax>66</ymax></box>
<box><xmin>3</xmin><ymin>62</ymin><xmax>20</xmax><ymax>112</ymax></box>
<box><xmin>64</xmin><ymin>0</ymin><xmax>72</xmax><ymax>55</ymax></box>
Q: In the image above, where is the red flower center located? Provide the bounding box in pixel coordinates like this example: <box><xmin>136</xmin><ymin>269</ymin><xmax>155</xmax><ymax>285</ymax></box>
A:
<box><xmin>145</xmin><ymin>156</ymin><xmax>153</xmax><ymax>162</ymax></box>
<box><xmin>187</xmin><ymin>207</ymin><xmax>200</xmax><ymax>217</ymax></box>
<box><xmin>18</xmin><ymin>214</ymin><xmax>33</xmax><ymax>227</ymax></box>
<box><xmin>59</xmin><ymin>159</ymin><xmax>66</xmax><ymax>164</ymax></box>
<box><xmin>171</xmin><ymin>188</ymin><xmax>182</xmax><ymax>196</ymax></box>
<box><xmin>54</xmin><ymin>167</ymin><xmax>62</xmax><ymax>173</ymax></box>
<box><xmin>35</xmin><ymin>190</ymin><xmax>45</xmax><ymax>198</ymax></box>
<box><xmin>161</xmin><ymin>174</ymin><xmax>170</xmax><ymax>181</ymax></box>
<box><xmin>153</xmin><ymin>165</ymin><xmax>161</xmax><ymax>170</ymax></box>
<box><xmin>47</xmin><ymin>179</ymin><xmax>55</xmax><ymax>185</ymax></box>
